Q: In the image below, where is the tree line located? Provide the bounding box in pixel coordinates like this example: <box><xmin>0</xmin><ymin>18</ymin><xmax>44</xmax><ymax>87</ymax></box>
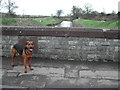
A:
<box><xmin>56</xmin><ymin>4</ymin><xmax>118</xmax><ymax>21</ymax></box>
<box><xmin>0</xmin><ymin>0</ymin><xmax>118</xmax><ymax>21</ymax></box>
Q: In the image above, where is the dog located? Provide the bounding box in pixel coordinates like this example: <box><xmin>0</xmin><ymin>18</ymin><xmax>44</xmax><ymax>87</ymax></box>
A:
<box><xmin>11</xmin><ymin>41</ymin><xmax>35</xmax><ymax>73</ymax></box>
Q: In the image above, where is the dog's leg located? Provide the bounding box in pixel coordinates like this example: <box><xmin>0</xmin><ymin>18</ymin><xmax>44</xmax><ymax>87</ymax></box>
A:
<box><xmin>22</xmin><ymin>50</ymin><xmax>27</xmax><ymax>73</ymax></box>
<box><xmin>18</xmin><ymin>54</ymin><xmax>23</xmax><ymax>65</ymax></box>
<box><xmin>28</xmin><ymin>58</ymin><xmax>33</xmax><ymax>70</ymax></box>
<box><xmin>11</xmin><ymin>54</ymin><xmax>15</xmax><ymax>66</ymax></box>
<box><xmin>11</xmin><ymin>48</ymin><xmax>16</xmax><ymax>67</ymax></box>
<box><xmin>24</xmin><ymin>58</ymin><xmax>27</xmax><ymax>73</ymax></box>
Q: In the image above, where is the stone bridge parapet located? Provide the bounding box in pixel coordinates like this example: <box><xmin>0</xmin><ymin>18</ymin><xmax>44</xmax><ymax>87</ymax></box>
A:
<box><xmin>1</xmin><ymin>26</ymin><xmax>120</xmax><ymax>62</ymax></box>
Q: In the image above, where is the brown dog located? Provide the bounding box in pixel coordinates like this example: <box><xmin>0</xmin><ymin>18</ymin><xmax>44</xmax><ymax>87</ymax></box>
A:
<box><xmin>11</xmin><ymin>41</ymin><xmax>35</xmax><ymax>73</ymax></box>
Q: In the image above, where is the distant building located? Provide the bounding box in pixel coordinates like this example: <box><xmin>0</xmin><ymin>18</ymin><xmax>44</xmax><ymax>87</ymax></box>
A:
<box><xmin>0</xmin><ymin>12</ymin><xmax>17</xmax><ymax>17</ymax></box>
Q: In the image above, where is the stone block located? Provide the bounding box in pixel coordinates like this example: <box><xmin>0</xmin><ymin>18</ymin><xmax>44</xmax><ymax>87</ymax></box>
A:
<box><xmin>97</xmin><ymin>80</ymin><xmax>118</xmax><ymax>87</ymax></box>
<box><xmin>89</xmin><ymin>41</ymin><xmax>95</xmax><ymax>46</ymax></box>
<box><xmin>50</xmin><ymin>55</ymin><xmax>58</xmax><ymax>59</ymax></box>
<box><xmin>79</xmin><ymin>70</ymin><xmax>118</xmax><ymax>80</ymax></box>
<box><xmin>69</xmin><ymin>45</ymin><xmax>77</xmax><ymax>50</ymax></box>
<box><xmin>115</xmin><ymin>46</ymin><xmax>119</xmax><ymax>52</ymax></box>
<box><xmin>20</xmin><ymin>80</ymin><xmax>46</xmax><ymax>88</ymax></box>
<box><xmin>68</xmin><ymin>41</ymin><xmax>78</xmax><ymax>45</ymax></box>
<box><xmin>101</xmin><ymin>42</ymin><xmax>110</xmax><ymax>46</ymax></box>
<box><xmin>0</xmin><ymin>44</ymin><xmax>2</xmax><ymax>49</ymax></box>
<box><xmin>96</xmin><ymin>46</ymin><xmax>107</xmax><ymax>52</ymax></box>
<box><xmin>6</xmin><ymin>71</ymin><xmax>20</xmax><ymax>77</ymax></box>
<box><xmin>18</xmin><ymin>67</ymin><xmax>65</xmax><ymax>77</ymax></box>
<box><xmin>80</xmin><ymin>70</ymin><xmax>96</xmax><ymax>78</ymax></box>
<box><xmin>65</xmin><ymin>69</ymin><xmax>79</xmax><ymax>78</ymax></box>
<box><xmin>87</xmin><ymin>54</ymin><xmax>97</xmax><ymax>60</ymax></box>
<box><xmin>0</xmin><ymin>50</ymin><xmax>2</xmax><ymax>56</ymax></box>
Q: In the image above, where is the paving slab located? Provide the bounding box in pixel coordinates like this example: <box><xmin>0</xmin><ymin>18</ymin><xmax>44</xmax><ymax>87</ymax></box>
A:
<box><xmin>2</xmin><ymin>73</ymin><xmax>48</xmax><ymax>88</ymax></box>
<box><xmin>97</xmin><ymin>80</ymin><xmax>118</xmax><ymax>88</ymax></box>
<box><xmin>79</xmin><ymin>70</ymin><xmax>118</xmax><ymax>80</ymax></box>
<box><xmin>2</xmin><ymin>57</ymin><xmax>119</xmax><ymax>88</ymax></box>
<box><xmin>20</xmin><ymin>80</ymin><xmax>46</xmax><ymax>88</ymax></box>
<box><xmin>80</xmin><ymin>70</ymin><xmax>96</xmax><ymax>78</ymax></box>
<box><xmin>6</xmin><ymin>71</ymin><xmax>20</xmax><ymax>77</ymax></box>
<box><xmin>46</xmin><ymin>78</ymin><xmax>92</xmax><ymax>88</ymax></box>
<box><xmin>13</xmin><ymin>66</ymin><xmax>65</xmax><ymax>77</ymax></box>
<box><xmin>1</xmin><ymin>85</ymin><xmax>27</xmax><ymax>89</ymax></box>
<box><xmin>95</xmin><ymin>71</ymin><xmax>118</xmax><ymax>80</ymax></box>
<box><xmin>80</xmin><ymin>65</ymin><xmax>89</xmax><ymax>69</ymax></box>
<box><xmin>75</xmin><ymin>78</ymin><xmax>90</xmax><ymax>86</ymax></box>
<box><xmin>64</xmin><ymin>65</ymin><xmax>81</xmax><ymax>78</ymax></box>
<box><xmin>65</xmin><ymin>69</ymin><xmax>79</xmax><ymax>78</ymax></box>
<box><xmin>0</xmin><ymin>69</ymin><xmax>2</xmax><ymax>79</ymax></box>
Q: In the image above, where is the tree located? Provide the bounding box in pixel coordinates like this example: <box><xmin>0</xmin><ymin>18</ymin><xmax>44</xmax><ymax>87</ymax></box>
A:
<box><xmin>0</xmin><ymin>0</ymin><xmax>4</xmax><ymax>10</ymax></box>
<box><xmin>111</xmin><ymin>10</ymin><xmax>116</xmax><ymax>15</ymax></box>
<box><xmin>4</xmin><ymin>0</ymin><xmax>18</xmax><ymax>15</ymax></box>
<box><xmin>83</xmin><ymin>3</ymin><xmax>93</xmax><ymax>19</ymax></box>
<box><xmin>84</xmin><ymin>3</ymin><xmax>93</xmax><ymax>15</ymax></box>
<box><xmin>56</xmin><ymin>10</ymin><xmax>63</xmax><ymax>18</ymax></box>
<box><xmin>71</xmin><ymin>6</ymin><xmax>83</xmax><ymax>19</ymax></box>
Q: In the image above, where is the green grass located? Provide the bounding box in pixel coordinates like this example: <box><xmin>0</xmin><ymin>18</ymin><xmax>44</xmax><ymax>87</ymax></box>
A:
<box><xmin>0</xmin><ymin>18</ymin><xmax>19</xmax><ymax>25</ymax></box>
<box><xmin>1</xmin><ymin>18</ymin><xmax>118</xmax><ymax>29</ymax></box>
<box><xmin>73</xmin><ymin>19</ymin><xmax>118</xmax><ymax>29</ymax></box>
<box><xmin>32</xmin><ymin>17</ymin><xmax>62</xmax><ymax>26</ymax></box>
<box><xmin>0</xmin><ymin>17</ymin><xmax>62</xmax><ymax>26</ymax></box>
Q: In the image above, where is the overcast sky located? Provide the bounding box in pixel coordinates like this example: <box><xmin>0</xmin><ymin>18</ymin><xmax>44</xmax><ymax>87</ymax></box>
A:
<box><xmin>1</xmin><ymin>0</ymin><xmax>119</xmax><ymax>16</ymax></box>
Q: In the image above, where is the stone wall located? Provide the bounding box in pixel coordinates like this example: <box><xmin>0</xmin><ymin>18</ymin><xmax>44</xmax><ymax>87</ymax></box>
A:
<box><xmin>1</xmin><ymin>26</ymin><xmax>120</xmax><ymax>62</ymax></box>
<box><xmin>38</xmin><ymin>37</ymin><xmax>119</xmax><ymax>62</ymax></box>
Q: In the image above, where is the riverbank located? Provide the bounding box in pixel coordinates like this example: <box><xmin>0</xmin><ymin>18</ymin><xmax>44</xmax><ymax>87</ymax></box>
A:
<box><xmin>0</xmin><ymin>17</ymin><xmax>118</xmax><ymax>29</ymax></box>
<box><xmin>0</xmin><ymin>17</ymin><xmax>62</xmax><ymax>26</ymax></box>
<box><xmin>73</xmin><ymin>19</ymin><xmax>118</xmax><ymax>29</ymax></box>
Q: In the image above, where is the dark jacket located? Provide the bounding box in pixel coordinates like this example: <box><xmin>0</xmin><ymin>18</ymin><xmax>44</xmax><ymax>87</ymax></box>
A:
<box><xmin>13</xmin><ymin>44</ymin><xmax>25</xmax><ymax>55</ymax></box>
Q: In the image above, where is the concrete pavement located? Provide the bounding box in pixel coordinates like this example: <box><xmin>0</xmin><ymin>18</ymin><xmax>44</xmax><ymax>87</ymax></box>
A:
<box><xmin>1</xmin><ymin>57</ymin><xmax>119</xmax><ymax>89</ymax></box>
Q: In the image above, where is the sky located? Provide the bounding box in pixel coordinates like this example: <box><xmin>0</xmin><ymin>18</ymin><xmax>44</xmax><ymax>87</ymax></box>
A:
<box><xmin>1</xmin><ymin>0</ymin><xmax>119</xmax><ymax>16</ymax></box>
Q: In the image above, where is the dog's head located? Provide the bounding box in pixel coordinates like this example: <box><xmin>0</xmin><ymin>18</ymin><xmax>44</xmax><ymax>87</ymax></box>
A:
<box><xmin>25</xmin><ymin>41</ymin><xmax>35</xmax><ymax>52</ymax></box>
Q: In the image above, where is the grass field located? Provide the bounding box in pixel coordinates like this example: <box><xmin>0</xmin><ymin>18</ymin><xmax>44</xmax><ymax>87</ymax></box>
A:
<box><xmin>73</xmin><ymin>19</ymin><xmax>118</xmax><ymax>29</ymax></box>
<box><xmin>0</xmin><ymin>18</ymin><xmax>19</xmax><ymax>25</ymax></box>
<box><xmin>0</xmin><ymin>17</ymin><xmax>62</xmax><ymax>26</ymax></box>
<box><xmin>0</xmin><ymin>17</ymin><xmax>118</xmax><ymax>29</ymax></box>
<box><xmin>32</xmin><ymin>17</ymin><xmax>62</xmax><ymax>26</ymax></box>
